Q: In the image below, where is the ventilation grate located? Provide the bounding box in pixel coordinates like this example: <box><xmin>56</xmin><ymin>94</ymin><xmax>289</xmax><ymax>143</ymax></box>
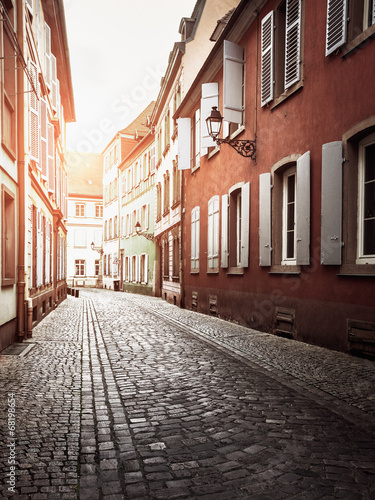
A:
<box><xmin>273</xmin><ymin>307</ymin><xmax>295</xmax><ymax>339</ymax></box>
<box><xmin>348</xmin><ymin>319</ymin><xmax>375</xmax><ymax>358</ymax></box>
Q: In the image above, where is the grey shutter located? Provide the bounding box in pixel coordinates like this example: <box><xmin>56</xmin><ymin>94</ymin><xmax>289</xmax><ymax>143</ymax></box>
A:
<box><xmin>261</xmin><ymin>11</ymin><xmax>274</xmax><ymax>107</ymax></box>
<box><xmin>321</xmin><ymin>141</ymin><xmax>343</xmax><ymax>265</ymax></box>
<box><xmin>223</xmin><ymin>40</ymin><xmax>244</xmax><ymax>124</ymax></box>
<box><xmin>285</xmin><ymin>0</ymin><xmax>302</xmax><ymax>90</ymax></box>
<box><xmin>259</xmin><ymin>173</ymin><xmax>272</xmax><ymax>266</ymax></box>
<box><xmin>326</xmin><ymin>0</ymin><xmax>347</xmax><ymax>56</ymax></box>
<box><xmin>177</xmin><ymin>118</ymin><xmax>191</xmax><ymax>170</ymax></box>
<box><xmin>240</xmin><ymin>182</ymin><xmax>250</xmax><ymax>268</ymax></box>
<box><xmin>296</xmin><ymin>151</ymin><xmax>310</xmax><ymax>265</ymax></box>
<box><xmin>29</xmin><ymin>60</ymin><xmax>39</xmax><ymax>162</ymax></box>
<box><xmin>201</xmin><ymin>83</ymin><xmax>219</xmax><ymax>149</ymax></box>
<box><xmin>221</xmin><ymin>194</ymin><xmax>229</xmax><ymax>267</ymax></box>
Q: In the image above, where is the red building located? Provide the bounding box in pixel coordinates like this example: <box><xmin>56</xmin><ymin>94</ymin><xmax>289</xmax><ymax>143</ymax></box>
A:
<box><xmin>176</xmin><ymin>0</ymin><xmax>375</xmax><ymax>355</ymax></box>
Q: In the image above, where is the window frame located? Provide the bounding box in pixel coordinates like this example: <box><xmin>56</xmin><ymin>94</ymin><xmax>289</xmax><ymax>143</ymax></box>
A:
<box><xmin>75</xmin><ymin>259</ymin><xmax>85</xmax><ymax>277</ymax></box>
<box><xmin>1</xmin><ymin>184</ymin><xmax>16</xmax><ymax>286</ymax></box>
<box><xmin>191</xmin><ymin>207</ymin><xmax>200</xmax><ymax>273</ymax></box>
<box><xmin>282</xmin><ymin>166</ymin><xmax>297</xmax><ymax>265</ymax></box>
<box><xmin>357</xmin><ymin>133</ymin><xmax>375</xmax><ymax>263</ymax></box>
<box><xmin>207</xmin><ymin>196</ymin><xmax>220</xmax><ymax>272</ymax></box>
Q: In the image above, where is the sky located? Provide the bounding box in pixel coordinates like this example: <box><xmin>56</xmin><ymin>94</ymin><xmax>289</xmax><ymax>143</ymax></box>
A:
<box><xmin>64</xmin><ymin>0</ymin><xmax>197</xmax><ymax>154</ymax></box>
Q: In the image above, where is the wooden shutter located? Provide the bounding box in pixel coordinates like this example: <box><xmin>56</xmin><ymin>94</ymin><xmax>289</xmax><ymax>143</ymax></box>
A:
<box><xmin>223</xmin><ymin>40</ymin><xmax>244</xmax><ymax>124</ymax></box>
<box><xmin>326</xmin><ymin>0</ymin><xmax>347</xmax><ymax>56</ymax></box>
<box><xmin>296</xmin><ymin>151</ymin><xmax>310</xmax><ymax>265</ymax></box>
<box><xmin>177</xmin><ymin>118</ymin><xmax>191</xmax><ymax>170</ymax></box>
<box><xmin>29</xmin><ymin>60</ymin><xmax>39</xmax><ymax>162</ymax></box>
<box><xmin>221</xmin><ymin>194</ymin><xmax>229</xmax><ymax>267</ymax></box>
<box><xmin>40</xmin><ymin>99</ymin><xmax>48</xmax><ymax>178</ymax></box>
<box><xmin>261</xmin><ymin>12</ymin><xmax>274</xmax><ymax>107</ymax></box>
<box><xmin>45</xmin><ymin>22</ymin><xmax>51</xmax><ymax>88</ymax></box>
<box><xmin>201</xmin><ymin>83</ymin><xmax>219</xmax><ymax>149</ymax></box>
<box><xmin>321</xmin><ymin>141</ymin><xmax>343</xmax><ymax>265</ymax></box>
<box><xmin>259</xmin><ymin>173</ymin><xmax>272</xmax><ymax>266</ymax></box>
<box><xmin>285</xmin><ymin>0</ymin><xmax>302</xmax><ymax>90</ymax></box>
<box><xmin>240</xmin><ymin>182</ymin><xmax>250</xmax><ymax>268</ymax></box>
<box><xmin>48</xmin><ymin>123</ymin><xmax>55</xmax><ymax>192</ymax></box>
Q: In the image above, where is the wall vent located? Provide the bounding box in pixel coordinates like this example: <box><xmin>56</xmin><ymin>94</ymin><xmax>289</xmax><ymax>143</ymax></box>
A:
<box><xmin>273</xmin><ymin>307</ymin><xmax>295</xmax><ymax>339</ymax></box>
<box><xmin>348</xmin><ymin>319</ymin><xmax>375</xmax><ymax>358</ymax></box>
<box><xmin>192</xmin><ymin>291</ymin><xmax>198</xmax><ymax>311</ymax></box>
<box><xmin>209</xmin><ymin>295</ymin><xmax>217</xmax><ymax>316</ymax></box>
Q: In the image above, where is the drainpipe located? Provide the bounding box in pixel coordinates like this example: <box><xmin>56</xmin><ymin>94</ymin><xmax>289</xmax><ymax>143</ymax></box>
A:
<box><xmin>16</xmin><ymin>0</ymin><xmax>26</xmax><ymax>342</ymax></box>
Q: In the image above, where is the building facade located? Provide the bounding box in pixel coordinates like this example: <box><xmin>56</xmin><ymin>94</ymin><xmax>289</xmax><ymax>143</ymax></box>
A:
<box><xmin>119</xmin><ymin>130</ymin><xmax>156</xmax><ymax>296</ymax></box>
<box><xmin>176</xmin><ymin>0</ymin><xmax>375</xmax><ymax>355</ymax></box>
<box><xmin>66</xmin><ymin>152</ymin><xmax>103</xmax><ymax>288</ymax></box>
<box><xmin>102</xmin><ymin>103</ymin><xmax>153</xmax><ymax>290</ymax></box>
<box><xmin>0</xmin><ymin>0</ymin><xmax>74</xmax><ymax>351</ymax></box>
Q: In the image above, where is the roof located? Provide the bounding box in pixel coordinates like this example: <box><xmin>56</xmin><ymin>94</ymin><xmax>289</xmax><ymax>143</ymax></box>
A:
<box><xmin>66</xmin><ymin>151</ymin><xmax>103</xmax><ymax>197</ymax></box>
<box><xmin>119</xmin><ymin>101</ymin><xmax>155</xmax><ymax>137</ymax></box>
<box><xmin>210</xmin><ymin>7</ymin><xmax>235</xmax><ymax>41</ymax></box>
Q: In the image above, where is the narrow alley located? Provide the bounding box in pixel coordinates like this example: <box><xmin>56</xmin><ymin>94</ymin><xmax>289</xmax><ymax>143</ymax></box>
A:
<box><xmin>1</xmin><ymin>289</ymin><xmax>375</xmax><ymax>499</ymax></box>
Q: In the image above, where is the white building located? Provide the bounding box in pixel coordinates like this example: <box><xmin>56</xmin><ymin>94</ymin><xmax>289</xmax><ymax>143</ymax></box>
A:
<box><xmin>66</xmin><ymin>152</ymin><xmax>103</xmax><ymax>288</ymax></box>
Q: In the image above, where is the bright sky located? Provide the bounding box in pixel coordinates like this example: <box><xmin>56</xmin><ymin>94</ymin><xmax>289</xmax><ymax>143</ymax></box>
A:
<box><xmin>64</xmin><ymin>0</ymin><xmax>197</xmax><ymax>154</ymax></box>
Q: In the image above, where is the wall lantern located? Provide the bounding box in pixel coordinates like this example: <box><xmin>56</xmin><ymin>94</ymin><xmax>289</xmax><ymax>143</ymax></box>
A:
<box><xmin>206</xmin><ymin>106</ymin><xmax>256</xmax><ymax>160</ymax></box>
<box><xmin>135</xmin><ymin>221</ymin><xmax>154</xmax><ymax>241</ymax></box>
<box><xmin>91</xmin><ymin>241</ymin><xmax>103</xmax><ymax>254</ymax></box>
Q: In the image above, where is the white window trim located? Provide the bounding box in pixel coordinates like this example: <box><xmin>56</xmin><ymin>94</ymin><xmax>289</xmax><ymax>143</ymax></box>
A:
<box><xmin>282</xmin><ymin>166</ymin><xmax>297</xmax><ymax>265</ymax></box>
<box><xmin>357</xmin><ymin>133</ymin><xmax>375</xmax><ymax>264</ymax></box>
<box><xmin>191</xmin><ymin>207</ymin><xmax>200</xmax><ymax>273</ymax></box>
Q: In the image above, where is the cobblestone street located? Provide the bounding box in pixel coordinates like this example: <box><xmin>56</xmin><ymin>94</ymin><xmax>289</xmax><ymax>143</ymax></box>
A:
<box><xmin>1</xmin><ymin>289</ymin><xmax>375</xmax><ymax>499</ymax></box>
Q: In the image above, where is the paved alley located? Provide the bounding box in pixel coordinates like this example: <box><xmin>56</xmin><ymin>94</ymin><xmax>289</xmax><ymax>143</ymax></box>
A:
<box><xmin>1</xmin><ymin>289</ymin><xmax>375</xmax><ymax>499</ymax></box>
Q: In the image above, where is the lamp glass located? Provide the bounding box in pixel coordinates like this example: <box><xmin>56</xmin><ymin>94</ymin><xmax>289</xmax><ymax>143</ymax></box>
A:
<box><xmin>206</xmin><ymin>106</ymin><xmax>223</xmax><ymax>139</ymax></box>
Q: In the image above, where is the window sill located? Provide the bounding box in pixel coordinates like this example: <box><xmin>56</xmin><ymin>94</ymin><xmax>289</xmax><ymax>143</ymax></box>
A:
<box><xmin>270</xmin><ymin>80</ymin><xmax>303</xmax><ymax>110</ymax></box>
<box><xmin>191</xmin><ymin>163</ymin><xmax>200</xmax><ymax>174</ymax></box>
<box><xmin>269</xmin><ymin>264</ymin><xmax>301</xmax><ymax>275</ymax></box>
<box><xmin>207</xmin><ymin>268</ymin><xmax>219</xmax><ymax>274</ymax></box>
<box><xmin>341</xmin><ymin>24</ymin><xmax>375</xmax><ymax>57</ymax></box>
<box><xmin>1</xmin><ymin>278</ymin><xmax>15</xmax><ymax>287</ymax></box>
<box><xmin>338</xmin><ymin>263</ymin><xmax>375</xmax><ymax>277</ymax></box>
<box><xmin>163</xmin><ymin>144</ymin><xmax>170</xmax><ymax>157</ymax></box>
<box><xmin>227</xmin><ymin>266</ymin><xmax>244</xmax><ymax>275</ymax></box>
<box><xmin>190</xmin><ymin>269</ymin><xmax>199</xmax><ymax>274</ymax></box>
<box><xmin>171</xmin><ymin>200</ymin><xmax>180</xmax><ymax>210</ymax></box>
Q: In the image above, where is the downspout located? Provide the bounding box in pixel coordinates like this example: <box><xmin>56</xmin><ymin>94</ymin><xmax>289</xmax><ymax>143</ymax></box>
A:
<box><xmin>16</xmin><ymin>0</ymin><xmax>26</xmax><ymax>342</ymax></box>
<box><xmin>180</xmin><ymin>169</ymin><xmax>185</xmax><ymax>309</ymax></box>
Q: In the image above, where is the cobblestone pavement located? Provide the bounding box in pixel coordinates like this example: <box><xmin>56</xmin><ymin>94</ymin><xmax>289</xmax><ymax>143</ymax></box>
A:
<box><xmin>0</xmin><ymin>289</ymin><xmax>375</xmax><ymax>500</ymax></box>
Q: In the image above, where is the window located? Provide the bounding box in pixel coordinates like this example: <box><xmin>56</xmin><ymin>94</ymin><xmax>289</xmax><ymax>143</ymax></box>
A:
<box><xmin>140</xmin><ymin>254</ymin><xmax>148</xmax><ymax>283</ymax></box>
<box><xmin>156</xmin><ymin>183</ymin><xmax>162</xmax><ymax>222</ymax></box>
<box><xmin>114</xmin><ymin>216</ymin><xmax>118</xmax><ymax>238</ymax></box>
<box><xmin>75</xmin><ymin>203</ymin><xmax>85</xmax><ymax>217</ymax></box>
<box><xmin>124</xmin><ymin>256</ymin><xmax>129</xmax><ymax>282</ymax></box>
<box><xmin>358</xmin><ymin>134</ymin><xmax>375</xmax><ymax>261</ymax></box>
<box><xmin>261</xmin><ymin>0</ymin><xmax>302</xmax><ymax>107</ymax></box>
<box><xmin>95</xmin><ymin>260</ymin><xmax>100</xmax><ymax>276</ymax></box>
<box><xmin>75</xmin><ymin>260</ymin><xmax>85</xmax><ymax>276</ymax></box>
<box><xmin>326</xmin><ymin>0</ymin><xmax>375</xmax><ymax>56</ymax></box>
<box><xmin>132</xmin><ymin>255</ymin><xmax>137</xmax><ymax>282</ymax></box>
<box><xmin>109</xmin><ymin>218</ymin><xmax>113</xmax><ymax>239</ymax></box>
<box><xmin>141</xmin><ymin>204</ymin><xmax>149</xmax><ymax>230</ymax></box>
<box><xmin>164</xmin><ymin>110</ymin><xmax>170</xmax><ymax>153</ymax></box>
<box><xmin>208</xmin><ymin>196</ymin><xmax>220</xmax><ymax>270</ymax></box>
<box><xmin>221</xmin><ymin>183</ymin><xmax>250</xmax><ymax>270</ymax></box>
<box><xmin>191</xmin><ymin>109</ymin><xmax>200</xmax><ymax>170</ymax></box>
<box><xmin>172</xmin><ymin>159</ymin><xmax>181</xmax><ymax>206</ymax></box>
<box><xmin>191</xmin><ymin>207</ymin><xmax>200</xmax><ymax>273</ymax></box>
<box><xmin>282</xmin><ymin>167</ymin><xmax>297</xmax><ymax>263</ymax></box>
<box><xmin>259</xmin><ymin>152</ymin><xmax>310</xmax><ymax>269</ymax></box>
<box><xmin>163</xmin><ymin>239</ymin><xmax>169</xmax><ymax>279</ymax></box>
<box><xmin>95</xmin><ymin>204</ymin><xmax>103</xmax><ymax>218</ymax></box>
<box><xmin>173</xmin><ymin>237</ymin><xmax>180</xmax><ymax>281</ymax></box>
<box><xmin>163</xmin><ymin>172</ymin><xmax>170</xmax><ymax>215</ymax></box>
<box><xmin>2</xmin><ymin>5</ymin><xmax>16</xmax><ymax>157</ymax></box>
<box><xmin>2</xmin><ymin>185</ymin><xmax>16</xmax><ymax>285</ymax></box>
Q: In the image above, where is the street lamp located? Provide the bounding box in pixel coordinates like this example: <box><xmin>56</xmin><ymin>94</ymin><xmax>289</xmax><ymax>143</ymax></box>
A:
<box><xmin>135</xmin><ymin>222</ymin><xmax>154</xmax><ymax>241</ymax></box>
<box><xmin>90</xmin><ymin>241</ymin><xmax>103</xmax><ymax>288</ymax></box>
<box><xmin>206</xmin><ymin>106</ymin><xmax>256</xmax><ymax>160</ymax></box>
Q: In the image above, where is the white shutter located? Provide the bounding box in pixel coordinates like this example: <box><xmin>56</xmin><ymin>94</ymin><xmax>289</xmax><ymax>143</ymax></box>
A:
<box><xmin>51</xmin><ymin>54</ymin><xmax>57</xmax><ymax>110</ymax></box>
<box><xmin>261</xmin><ymin>12</ymin><xmax>274</xmax><ymax>107</ymax></box>
<box><xmin>191</xmin><ymin>207</ymin><xmax>200</xmax><ymax>270</ymax></box>
<box><xmin>296</xmin><ymin>151</ymin><xmax>310</xmax><ymax>265</ymax></box>
<box><xmin>213</xmin><ymin>197</ymin><xmax>219</xmax><ymax>268</ymax></box>
<box><xmin>48</xmin><ymin>123</ymin><xmax>55</xmax><ymax>192</ymax></box>
<box><xmin>223</xmin><ymin>40</ymin><xmax>244</xmax><ymax>124</ymax></box>
<box><xmin>45</xmin><ymin>22</ymin><xmax>51</xmax><ymax>88</ymax></box>
<box><xmin>144</xmin><ymin>254</ymin><xmax>149</xmax><ymax>284</ymax></box>
<box><xmin>26</xmin><ymin>0</ymin><xmax>33</xmax><ymax>14</ymax></box>
<box><xmin>177</xmin><ymin>118</ymin><xmax>191</xmax><ymax>170</ymax></box>
<box><xmin>29</xmin><ymin>60</ymin><xmax>39</xmax><ymax>162</ymax></box>
<box><xmin>326</xmin><ymin>0</ymin><xmax>347</xmax><ymax>56</ymax></box>
<box><xmin>221</xmin><ymin>194</ymin><xmax>229</xmax><ymax>268</ymax></box>
<box><xmin>201</xmin><ymin>83</ymin><xmax>219</xmax><ymax>149</ymax></box>
<box><xmin>259</xmin><ymin>173</ymin><xmax>272</xmax><ymax>266</ymax></box>
<box><xmin>240</xmin><ymin>182</ymin><xmax>250</xmax><ymax>268</ymax></box>
<box><xmin>321</xmin><ymin>141</ymin><xmax>343</xmax><ymax>265</ymax></box>
<box><xmin>285</xmin><ymin>0</ymin><xmax>302</xmax><ymax>89</ymax></box>
<box><xmin>40</xmin><ymin>99</ymin><xmax>48</xmax><ymax>178</ymax></box>
<box><xmin>208</xmin><ymin>199</ymin><xmax>214</xmax><ymax>267</ymax></box>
